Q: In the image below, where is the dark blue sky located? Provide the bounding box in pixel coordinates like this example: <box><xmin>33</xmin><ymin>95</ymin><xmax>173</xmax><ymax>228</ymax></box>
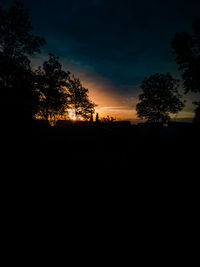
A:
<box><xmin>1</xmin><ymin>0</ymin><xmax>200</xmax><ymax>121</ymax></box>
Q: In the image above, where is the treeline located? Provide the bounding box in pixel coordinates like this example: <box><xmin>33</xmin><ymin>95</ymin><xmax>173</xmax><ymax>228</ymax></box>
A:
<box><xmin>0</xmin><ymin>2</ymin><xmax>95</xmax><ymax>128</ymax></box>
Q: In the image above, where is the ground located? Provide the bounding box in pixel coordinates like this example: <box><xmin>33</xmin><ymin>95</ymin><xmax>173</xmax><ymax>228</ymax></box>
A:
<box><xmin>17</xmin><ymin>121</ymin><xmax>199</xmax><ymax>169</ymax></box>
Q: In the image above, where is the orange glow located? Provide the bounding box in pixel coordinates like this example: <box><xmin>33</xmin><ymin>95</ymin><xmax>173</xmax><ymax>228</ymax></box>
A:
<box><xmin>62</xmin><ymin>63</ymin><xmax>139</xmax><ymax>122</ymax></box>
<box><xmin>61</xmin><ymin>65</ymin><xmax>194</xmax><ymax>123</ymax></box>
<box><xmin>68</xmin><ymin>109</ymin><xmax>85</xmax><ymax>121</ymax></box>
<box><xmin>81</xmin><ymin>77</ymin><xmax>138</xmax><ymax>122</ymax></box>
<box><xmin>68</xmin><ymin>109</ymin><xmax>77</xmax><ymax>120</ymax></box>
<box><xmin>62</xmin><ymin>63</ymin><xmax>194</xmax><ymax>123</ymax></box>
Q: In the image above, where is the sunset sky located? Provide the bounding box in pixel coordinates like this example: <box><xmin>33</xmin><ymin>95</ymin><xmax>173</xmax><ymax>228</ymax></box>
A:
<box><xmin>1</xmin><ymin>0</ymin><xmax>200</xmax><ymax>122</ymax></box>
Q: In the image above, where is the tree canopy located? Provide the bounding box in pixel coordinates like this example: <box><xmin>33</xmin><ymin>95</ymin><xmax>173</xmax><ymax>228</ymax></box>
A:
<box><xmin>35</xmin><ymin>54</ymin><xmax>70</xmax><ymax>124</ymax></box>
<box><xmin>68</xmin><ymin>75</ymin><xmax>96</xmax><ymax>120</ymax></box>
<box><xmin>136</xmin><ymin>73</ymin><xmax>184</xmax><ymax>124</ymax></box>
<box><xmin>0</xmin><ymin>1</ymin><xmax>45</xmax><ymax>124</ymax></box>
<box><xmin>172</xmin><ymin>19</ymin><xmax>200</xmax><ymax>94</ymax></box>
<box><xmin>172</xmin><ymin>19</ymin><xmax>200</xmax><ymax>124</ymax></box>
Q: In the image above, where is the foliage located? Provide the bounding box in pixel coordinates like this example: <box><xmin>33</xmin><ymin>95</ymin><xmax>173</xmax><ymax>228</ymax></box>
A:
<box><xmin>136</xmin><ymin>73</ymin><xmax>184</xmax><ymax>124</ymax></box>
<box><xmin>68</xmin><ymin>75</ymin><xmax>96</xmax><ymax>120</ymax></box>
<box><xmin>0</xmin><ymin>1</ymin><xmax>45</xmax><ymax>124</ymax></box>
<box><xmin>35</xmin><ymin>54</ymin><xmax>69</xmax><ymax>124</ymax></box>
<box><xmin>172</xmin><ymin>19</ymin><xmax>200</xmax><ymax>94</ymax></box>
<box><xmin>172</xmin><ymin>19</ymin><xmax>200</xmax><ymax>123</ymax></box>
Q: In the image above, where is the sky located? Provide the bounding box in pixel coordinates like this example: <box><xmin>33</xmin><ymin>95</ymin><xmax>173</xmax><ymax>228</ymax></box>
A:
<box><xmin>1</xmin><ymin>0</ymin><xmax>200</xmax><ymax>122</ymax></box>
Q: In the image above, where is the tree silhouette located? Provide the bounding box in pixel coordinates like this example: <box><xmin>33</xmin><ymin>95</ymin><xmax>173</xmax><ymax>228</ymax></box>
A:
<box><xmin>68</xmin><ymin>75</ymin><xmax>96</xmax><ymax>120</ymax></box>
<box><xmin>136</xmin><ymin>73</ymin><xmax>184</xmax><ymax>124</ymax></box>
<box><xmin>172</xmin><ymin>19</ymin><xmax>200</xmax><ymax>94</ymax></box>
<box><xmin>172</xmin><ymin>19</ymin><xmax>200</xmax><ymax>123</ymax></box>
<box><xmin>35</xmin><ymin>54</ymin><xmax>70</xmax><ymax>124</ymax></box>
<box><xmin>0</xmin><ymin>2</ymin><xmax>45</xmax><ymax>125</ymax></box>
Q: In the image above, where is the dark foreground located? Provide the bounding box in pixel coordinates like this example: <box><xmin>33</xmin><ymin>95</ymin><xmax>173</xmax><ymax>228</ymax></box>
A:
<box><xmin>2</xmin><ymin>121</ymin><xmax>199</xmax><ymax>256</ymax></box>
<box><xmin>2</xmin><ymin>120</ymin><xmax>199</xmax><ymax>213</ymax></box>
<box><xmin>5</xmin><ymin>120</ymin><xmax>199</xmax><ymax>174</ymax></box>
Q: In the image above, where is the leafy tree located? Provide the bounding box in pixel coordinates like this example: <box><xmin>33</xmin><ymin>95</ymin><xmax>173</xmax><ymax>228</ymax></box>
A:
<box><xmin>172</xmin><ymin>19</ymin><xmax>200</xmax><ymax>123</ymax></box>
<box><xmin>136</xmin><ymin>73</ymin><xmax>184</xmax><ymax>124</ymax></box>
<box><xmin>35</xmin><ymin>54</ymin><xmax>69</xmax><ymax>124</ymax></box>
<box><xmin>68</xmin><ymin>75</ymin><xmax>96</xmax><ymax>120</ymax></box>
<box><xmin>0</xmin><ymin>1</ymin><xmax>45</xmax><ymax>125</ymax></box>
<box><xmin>172</xmin><ymin>19</ymin><xmax>200</xmax><ymax>94</ymax></box>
